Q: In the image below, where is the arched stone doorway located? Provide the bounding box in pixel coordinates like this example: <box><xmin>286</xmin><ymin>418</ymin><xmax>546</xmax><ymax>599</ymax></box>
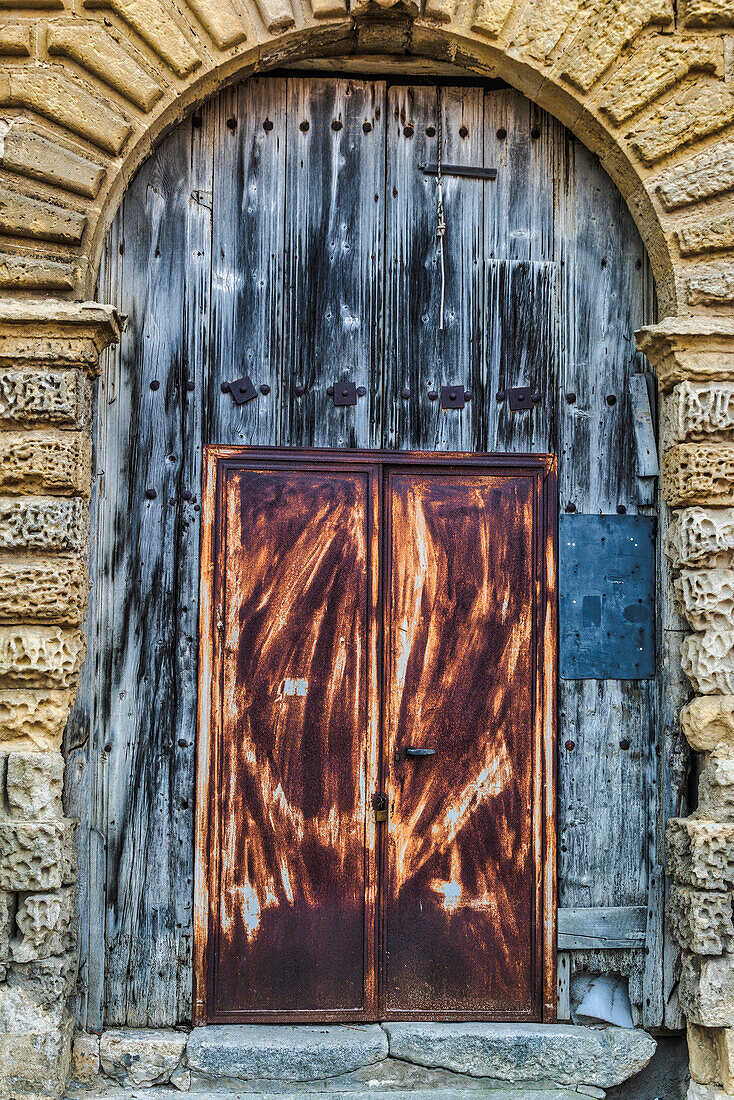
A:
<box><xmin>2</xmin><ymin>4</ymin><xmax>734</xmax><ymax>1097</ymax></box>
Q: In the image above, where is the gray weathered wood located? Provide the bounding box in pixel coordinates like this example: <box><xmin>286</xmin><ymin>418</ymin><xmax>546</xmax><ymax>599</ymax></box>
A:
<box><xmin>80</xmin><ymin>76</ymin><xmax>659</xmax><ymax>1027</ymax></box>
<box><xmin>558</xmin><ymin>906</ymin><xmax>647</xmax><ymax>950</ymax></box>
<box><xmin>629</xmin><ymin>373</ymin><xmax>659</xmax><ymax>479</ymax></box>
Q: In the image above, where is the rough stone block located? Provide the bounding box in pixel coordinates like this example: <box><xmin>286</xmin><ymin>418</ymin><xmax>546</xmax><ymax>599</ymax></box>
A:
<box><xmin>0</xmin><ymin>689</ymin><xmax>73</xmax><ymax>752</ymax></box>
<box><xmin>681</xmin><ymin>0</ymin><xmax>734</xmax><ymax>25</ymax></box>
<box><xmin>0</xmin><ymin>124</ymin><xmax>105</xmax><ymax>199</ymax></box>
<box><xmin>675</xmin><ymin>569</ymin><xmax>734</xmax><ymax>630</ymax></box>
<box><xmin>669</xmin><ymin>883</ymin><xmax>734</xmax><ymax>954</ymax></box>
<box><xmin>657</xmin><ymin>140</ymin><xmax>734</xmax><ymax>210</ymax></box>
<box><xmin>690</xmin><ymin>1082</ymin><xmax>731</xmax><ymax>1100</ymax></box>
<box><xmin>0</xmin><ymin>820</ymin><xmax>75</xmax><ymax>891</ymax></box>
<box><xmin>700</xmin><ymin>747</ymin><xmax>734</xmax><ymax>823</ymax></box>
<box><xmin>0</xmin><ymin>626</ymin><xmax>84</xmax><ymax>689</ymax></box>
<box><xmin>8</xmin><ymin>953</ymin><xmax>77</xmax><ymax>1009</ymax></box>
<box><xmin>689</xmin><ymin>266</ymin><xmax>734</xmax><ymax>308</ymax></box>
<box><xmin>100</xmin><ymin>1029</ymin><xmax>187</xmax><ymax>1087</ymax></box>
<box><xmin>682</xmin><ymin>626</ymin><xmax>734</xmax><ymax>694</ymax></box>
<box><xmin>663</xmin><ymin>444</ymin><xmax>734</xmax><ymax>507</ymax></box>
<box><xmin>0</xmin><ymin>890</ymin><xmax>10</xmax><ymax>982</ymax></box>
<box><xmin>12</xmin><ymin>887</ymin><xmax>74</xmax><ymax>963</ymax></box>
<box><xmin>666</xmin><ymin>508</ymin><xmax>734</xmax><ymax>570</ymax></box>
<box><xmin>0</xmin><ymin>558</ymin><xmax>86</xmax><ymax>624</ymax></box>
<box><xmin>667</xmin><ymin>818</ymin><xmax>734</xmax><ymax>888</ymax></box>
<box><xmin>689</xmin><ymin>1022</ymin><xmax>722</xmax><ymax>1085</ymax></box>
<box><xmin>683</xmin><ymin>697</ymin><xmax>734</xmax><ymax>752</ymax></box>
<box><xmin>381</xmin><ymin>1022</ymin><xmax>656</xmax><ymax>1088</ymax></box>
<box><xmin>6</xmin><ymin>751</ymin><xmax>64</xmax><ymax>819</ymax></box>
<box><xmin>678</xmin><ymin>216</ymin><xmax>734</xmax><ymax>258</ymax></box>
<box><xmin>0</xmin><ymin>1007</ymin><xmax>72</xmax><ymax>1098</ymax></box>
<box><xmin>0</xmin><ymin>369</ymin><xmax>87</xmax><ymax>425</ymax></box>
<box><xmin>72</xmin><ymin>1032</ymin><xmax>100</xmax><ymax>1079</ymax></box>
<box><xmin>718</xmin><ymin>1027</ymin><xmax>734</xmax><ymax>1093</ymax></box>
<box><xmin>664</xmin><ymin>383</ymin><xmax>734</xmax><ymax>448</ymax></box>
<box><xmin>186</xmin><ymin>1024</ymin><xmax>388</xmax><ymax>1082</ymax></box>
<box><xmin>681</xmin><ymin>952</ymin><xmax>734</xmax><ymax>1026</ymax></box>
<box><xmin>629</xmin><ymin>81</ymin><xmax>734</xmax><ymax>167</ymax></box>
<box><xmin>0</xmin><ymin>430</ymin><xmax>90</xmax><ymax>496</ymax></box>
<box><xmin>0</xmin><ymin>495</ymin><xmax>86</xmax><ymax>552</ymax></box>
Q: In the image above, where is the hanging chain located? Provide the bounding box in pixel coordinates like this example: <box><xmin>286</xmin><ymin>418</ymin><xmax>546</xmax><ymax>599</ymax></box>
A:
<box><xmin>436</xmin><ymin>101</ymin><xmax>446</xmax><ymax>331</ymax></box>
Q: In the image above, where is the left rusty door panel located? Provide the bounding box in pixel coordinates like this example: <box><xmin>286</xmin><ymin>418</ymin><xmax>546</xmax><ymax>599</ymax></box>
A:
<box><xmin>204</xmin><ymin>460</ymin><xmax>379</xmax><ymax>1021</ymax></box>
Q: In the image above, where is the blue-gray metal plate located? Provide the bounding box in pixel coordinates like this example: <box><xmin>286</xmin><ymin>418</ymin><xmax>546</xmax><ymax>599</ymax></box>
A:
<box><xmin>559</xmin><ymin>514</ymin><xmax>656</xmax><ymax>680</ymax></box>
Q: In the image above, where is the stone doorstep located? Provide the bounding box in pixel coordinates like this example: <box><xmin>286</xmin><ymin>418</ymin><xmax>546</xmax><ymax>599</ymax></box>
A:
<box><xmin>66</xmin><ymin>1088</ymin><xmax>602</xmax><ymax>1100</ymax></box>
<box><xmin>87</xmin><ymin>1022</ymin><xmax>656</xmax><ymax>1094</ymax></box>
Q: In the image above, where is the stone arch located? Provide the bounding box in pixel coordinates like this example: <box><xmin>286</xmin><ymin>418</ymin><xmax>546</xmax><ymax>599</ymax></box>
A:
<box><xmin>2</xmin><ymin>2</ymin><xmax>734</xmax><ymax>1097</ymax></box>
<box><xmin>1</xmin><ymin>0</ymin><xmax>734</xmax><ymax>314</ymax></box>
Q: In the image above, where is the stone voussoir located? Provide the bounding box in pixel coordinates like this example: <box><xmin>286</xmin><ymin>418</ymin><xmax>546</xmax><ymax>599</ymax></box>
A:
<box><xmin>381</xmin><ymin>1022</ymin><xmax>656</xmax><ymax>1089</ymax></box>
<box><xmin>186</xmin><ymin>1024</ymin><xmax>389</xmax><ymax>1082</ymax></box>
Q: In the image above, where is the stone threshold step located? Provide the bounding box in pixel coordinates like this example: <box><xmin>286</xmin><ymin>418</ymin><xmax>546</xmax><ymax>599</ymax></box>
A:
<box><xmin>67</xmin><ymin>1089</ymin><xmax>599</xmax><ymax>1100</ymax></box>
<box><xmin>186</xmin><ymin>1022</ymin><xmax>655</xmax><ymax>1091</ymax></box>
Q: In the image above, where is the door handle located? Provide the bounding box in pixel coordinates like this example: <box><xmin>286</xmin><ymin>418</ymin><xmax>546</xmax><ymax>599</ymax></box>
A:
<box><xmin>405</xmin><ymin>747</ymin><xmax>436</xmax><ymax>757</ymax></box>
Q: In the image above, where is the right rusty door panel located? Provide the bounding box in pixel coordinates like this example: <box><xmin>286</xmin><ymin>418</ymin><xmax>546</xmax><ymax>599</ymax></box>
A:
<box><xmin>383</xmin><ymin>469</ymin><xmax>542</xmax><ymax>1018</ymax></box>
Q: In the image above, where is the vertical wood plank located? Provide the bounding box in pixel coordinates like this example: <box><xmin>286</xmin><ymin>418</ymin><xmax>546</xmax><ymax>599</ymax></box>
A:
<box><xmin>208</xmin><ymin>78</ymin><xmax>286</xmax><ymax>448</ymax></box>
<box><xmin>83</xmin><ymin>108</ymin><xmax>213</xmax><ymax>1027</ymax></box>
<box><xmin>383</xmin><ymin>84</ymin><xmax>483</xmax><ymax>452</ymax></box>
<box><xmin>282</xmin><ymin>77</ymin><xmax>385</xmax><ymax>450</ymax></box>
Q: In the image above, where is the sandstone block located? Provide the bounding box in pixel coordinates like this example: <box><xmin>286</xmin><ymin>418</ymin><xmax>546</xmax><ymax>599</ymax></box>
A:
<box><xmin>699</xmin><ymin>747</ymin><xmax>734</xmax><ymax>823</ymax></box>
<box><xmin>0</xmin><ymin>123</ymin><xmax>105</xmax><ymax>199</ymax></box>
<box><xmin>636</xmin><ymin>317</ymin><xmax>734</xmax><ymax>391</ymax></box>
<box><xmin>47</xmin><ymin>22</ymin><xmax>165</xmax><ymax>113</ymax></box>
<box><xmin>668</xmin><ymin>883</ymin><xmax>734</xmax><ymax>954</ymax></box>
<box><xmin>656</xmin><ymin>140</ymin><xmax>734</xmax><ymax>210</ymax></box>
<box><xmin>0</xmin><ymin>431</ymin><xmax>90</xmax><ymax>496</ymax></box>
<box><xmin>663</xmin><ymin>444</ymin><xmax>734</xmax><ymax>507</ymax></box>
<box><xmin>0</xmin><ymin>689</ymin><xmax>73</xmax><ymax>752</ymax></box>
<box><xmin>0</xmin><ymin>558</ymin><xmax>86</xmax><ymax>624</ymax></box>
<box><xmin>683</xmin><ymin>697</ymin><xmax>734</xmax><ymax>752</ymax></box>
<box><xmin>0</xmin><ymin>495</ymin><xmax>86</xmax><ymax>552</ymax></box>
<box><xmin>6</xmin><ymin>752</ymin><xmax>64</xmax><ymax>819</ymax></box>
<box><xmin>718</xmin><ymin>1028</ymin><xmax>734</xmax><ymax>1093</ymax></box>
<box><xmin>0</xmin><ymin>252</ymin><xmax>77</xmax><ymax>293</ymax></box>
<box><xmin>629</xmin><ymin>81</ymin><xmax>734</xmax><ymax>166</ymax></box>
<box><xmin>681</xmin><ymin>952</ymin><xmax>734</xmax><ymax>1026</ymax></box>
<box><xmin>0</xmin><ymin>369</ymin><xmax>87</xmax><ymax>425</ymax></box>
<box><xmin>667</xmin><ymin>818</ymin><xmax>734</xmax><ymax>888</ymax></box>
<box><xmin>100</xmin><ymin>1028</ymin><xmax>187</xmax><ymax>1087</ymax></box>
<box><xmin>558</xmin><ymin>0</ymin><xmax>673</xmax><ymax>94</ymax></box>
<box><xmin>81</xmin><ymin>0</ymin><xmax>202</xmax><ymax>78</ymax></box>
<box><xmin>8</xmin><ymin>953</ymin><xmax>77</xmax><ymax>1009</ymax></box>
<box><xmin>0</xmin><ymin>891</ymin><xmax>10</xmax><ymax>982</ymax></box>
<box><xmin>665</xmin><ymin>508</ymin><xmax>734</xmax><ymax>570</ymax></box>
<box><xmin>681</xmin><ymin>626</ymin><xmax>734</xmax><ymax>694</ymax></box>
<box><xmin>0</xmin><ymin>1008</ymin><xmax>72</xmax><ymax>1098</ymax></box>
<box><xmin>600</xmin><ymin>38</ymin><xmax>722</xmax><ymax>126</ymax></box>
<box><xmin>689</xmin><ymin>1021</ymin><xmax>722</xmax><ymax>1085</ymax></box>
<box><xmin>681</xmin><ymin>0</ymin><xmax>734</xmax><ymax>25</ymax></box>
<box><xmin>0</xmin><ymin>188</ymin><xmax>86</xmax><ymax>246</ymax></box>
<box><xmin>664</xmin><ymin>383</ymin><xmax>734</xmax><ymax>448</ymax></box>
<box><xmin>690</xmin><ymin>266</ymin><xmax>734</xmax><ymax>308</ymax></box>
<box><xmin>0</xmin><ymin>820</ymin><xmax>76</xmax><ymax>891</ymax></box>
<box><xmin>678</xmin><ymin>216</ymin><xmax>734</xmax><ymax>258</ymax></box>
<box><xmin>675</xmin><ymin>569</ymin><xmax>734</xmax><ymax>630</ymax></box>
<box><xmin>7</xmin><ymin>69</ymin><xmax>131</xmax><ymax>157</ymax></box>
<box><xmin>71</xmin><ymin>1032</ymin><xmax>100</xmax><ymax>1079</ymax></box>
<box><xmin>12</xmin><ymin>887</ymin><xmax>74</xmax><ymax>963</ymax></box>
<box><xmin>0</xmin><ymin>627</ymin><xmax>84</xmax><ymax>689</ymax></box>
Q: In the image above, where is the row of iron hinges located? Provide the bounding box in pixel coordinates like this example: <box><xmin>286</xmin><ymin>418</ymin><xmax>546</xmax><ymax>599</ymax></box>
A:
<box><xmin>224</xmin><ymin>377</ymin><xmax>539</xmax><ymax>411</ymax></box>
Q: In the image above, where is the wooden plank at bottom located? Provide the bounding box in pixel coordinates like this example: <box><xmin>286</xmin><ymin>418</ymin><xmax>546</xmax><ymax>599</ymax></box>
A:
<box><xmin>557</xmin><ymin>952</ymin><xmax>571</xmax><ymax>1021</ymax></box>
<box><xmin>558</xmin><ymin>906</ymin><xmax>647</xmax><ymax>950</ymax></box>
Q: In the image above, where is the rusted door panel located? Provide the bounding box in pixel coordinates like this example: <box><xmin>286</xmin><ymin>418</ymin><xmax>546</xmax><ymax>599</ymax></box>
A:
<box><xmin>384</xmin><ymin>471</ymin><xmax>540</xmax><ymax>1018</ymax></box>
<box><xmin>210</xmin><ymin>463</ymin><xmax>379</xmax><ymax>1019</ymax></box>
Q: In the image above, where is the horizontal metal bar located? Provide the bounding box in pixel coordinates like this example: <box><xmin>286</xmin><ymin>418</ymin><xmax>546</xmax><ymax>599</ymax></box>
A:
<box><xmin>420</xmin><ymin>163</ymin><xmax>498</xmax><ymax>180</ymax></box>
<box><xmin>558</xmin><ymin>905</ymin><xmax>647</xmax><ymax>950</ymax></box>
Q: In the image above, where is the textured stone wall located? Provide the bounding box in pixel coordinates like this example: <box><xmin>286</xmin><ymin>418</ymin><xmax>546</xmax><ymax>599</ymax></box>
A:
<box><xmin>1</xmin><ymin>0</ymin><xmax>734</xmax><ymax>1095</ymax></box>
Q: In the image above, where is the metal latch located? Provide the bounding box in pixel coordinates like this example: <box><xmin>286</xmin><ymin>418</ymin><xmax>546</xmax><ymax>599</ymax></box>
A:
<box><xmin>372</xmin><ymin>793</ymin><xmax>388</xmax><ymax>823</ymax></box>
<box><xmin>420</xmin><ymin>164</ymin><xmax>498</xmax><ymax>180</ymax></box>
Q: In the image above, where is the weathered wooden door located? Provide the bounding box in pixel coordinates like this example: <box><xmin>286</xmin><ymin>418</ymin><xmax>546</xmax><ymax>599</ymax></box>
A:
<box><xmin>197</xmin><ymin>449</ymin><xmax>555</xmax><ymax>1022</ymax></box>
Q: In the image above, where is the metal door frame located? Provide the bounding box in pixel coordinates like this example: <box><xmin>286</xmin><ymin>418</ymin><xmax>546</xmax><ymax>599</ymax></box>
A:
<box><xmin>194</xmin><ymin>446</ymin><xmax>557</xmax><ymax>1024</ymax></box>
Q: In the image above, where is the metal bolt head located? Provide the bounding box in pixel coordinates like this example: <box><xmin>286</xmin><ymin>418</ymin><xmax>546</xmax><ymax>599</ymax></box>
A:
<box><xmin>428</xmin><ymin>390</ymin><xmax>438</xmax><ymax>401</ymax></box>
<box><xmin>294</xmin><ymin>384</ymin><xmax>305</xmax><ymax>397</ymax></box>
<box><xmin>401</xmin><ymin>387</ymin><xmax>411</xmax><ymax>399</ymax></box>
<box><xmin>357</xmin><ymin>386</ymin><xmax>367</xmax><ymax>397</ymax></box>
<box><xmin>145</xmin><ymin>488</ymin><xmax>157</xmax><ymax>500</ymax></box>
<box><xmin>260</xmin><ymin>384</ymin><xmax>271</xmax><ymax>395</ymax></box>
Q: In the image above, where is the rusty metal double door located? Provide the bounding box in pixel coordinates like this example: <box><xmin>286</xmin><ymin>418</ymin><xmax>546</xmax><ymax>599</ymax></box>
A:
<box><xmin>196</xmin><ymin>448</ymin><xmax>557</xmax><ymax>1024</ymax></box>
